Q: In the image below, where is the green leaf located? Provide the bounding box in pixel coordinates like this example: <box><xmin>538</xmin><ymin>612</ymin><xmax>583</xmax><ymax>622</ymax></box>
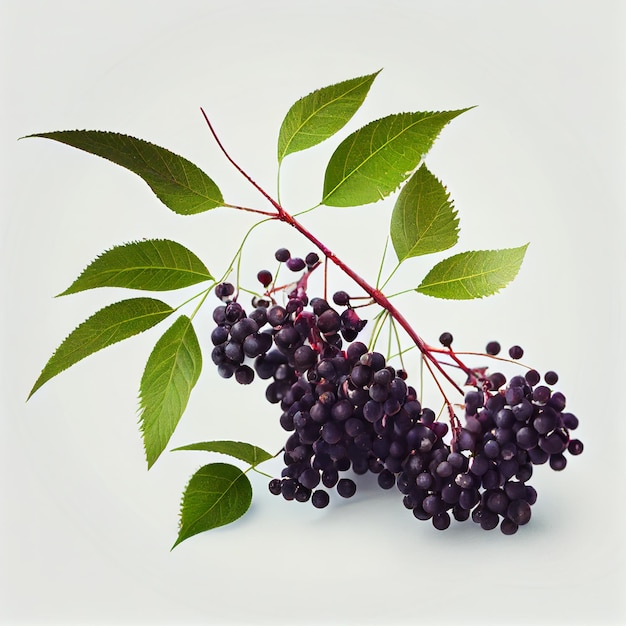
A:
<box><xmin>25</xmin><ymin>131</ymin><xmax>223</xmax><ymax>215</ymax></box>
<box><xmin>173</xmin><ymin>463</ymin><xmax>252</xmax><ymax>548</ymax></box>
<box><xmin>139</xmin><ymin>316</ymin><xmax>202</xmax><ymax>468</ymax></box>
<box><xmin>390</xmin><ymin>164</ymin><xmax>459</xmax><ymax>261</ymax></box>
<box><xmin>277</xmin><ymin>70</ymin><xmax>380</xmax><ymax>162</ymax></box>
<box><xmin>173</xmin><ymin>440</ymin><xmax>273</xmax><ymax>466</ymax></box>
<box><xmin>28</xmin><ymin>298</ymin><xmax>174</xmax><ymax>398</ymax></box>
<box><xmin>322</xmin><ymin>109</ymin><xmax>471</xmax><ymax>207</ymax></box>
<box><xmin>58</xmin><ymin>239</ymin><xmax>213</xmax><ymax>296</ymax></box>
<box><xmin>416</xmin><ymin>244</ymin><xmax>529</xmax><ymax>299</ymax></box>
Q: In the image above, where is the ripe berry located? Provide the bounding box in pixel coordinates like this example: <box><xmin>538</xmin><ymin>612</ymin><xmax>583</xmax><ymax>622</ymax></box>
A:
<box><xmin>215</xmin><ymin>282</ymin><xmax>235</xmax><ymax>301</ymax></box>
<box><xmin>332</xmin><ymin>291</ymin><xmax>350</xmax><ymax>306</ymax></box>
<box><xmin>286</xmin><ymin>257</ymin><xmax>306</xmax><ymax>272</ymax></box>
<box><xmin>486</xmin><ymin>341</ymin><xmax>501</xmax><ymax>355</ymax></box>
<box><xmin>274</xmin><ymin>248</ymin><xmax>290</xmax><ymax>262</ymax></box>
<box><xmin>439</xmin><ymin>332</ymin><xmax>453</xmax><ymax>347</ymax></box>
<box><xmin>257</xmin><ymin>270</ymin><xmax>272</xmax><ymax>287</ymax></box>
<box><xmin>544</xmin><ymin>370</ymin><xmax>559</xmax><ymax>385</ymax></box>
<box><xmin>311</xmin><ymin>490</ymin><xmax>330</xmax><ymax>508</ymax></box>
<box><xmin>305</xmin><ymin>252</ymin><xmax>320</xmax><ymax>267</ymax></box>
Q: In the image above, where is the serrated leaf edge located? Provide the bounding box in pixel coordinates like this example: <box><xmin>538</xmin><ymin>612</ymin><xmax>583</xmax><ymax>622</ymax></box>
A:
<box><xmin>322</xmin><ymin>108</ymin><xmax>472</xmax><ymax>206</ymax></box>
<box><xmin>172</xmin><ymin>440</ymin><xmax>273</xmax><ymax>466</ymax></box>
<box><xmin>172</xmin><ymin>463</ymin><xmax>252</xmax><ymax>549</ymax></box>
<box><xmin>58</xmin><ymin>239</ymin><xmax>213</xmax><ymax>296</ymax></box>
<box><xmin>278</xmin><ymin>69</ymin><xmax>381</xmax><ymax>162</ymax></box>
<box><xmin>28</xmin><ymin>298</ymin><xmax>174</xmax><ymax>399</ymax></box>
<box><xmin>416</xmin><ymin>244</ymin><xmax>529</xmax><ymax>299</ymax></box>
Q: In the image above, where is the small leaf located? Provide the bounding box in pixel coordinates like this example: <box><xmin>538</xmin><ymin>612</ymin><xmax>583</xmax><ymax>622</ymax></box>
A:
<box><xmin>277</xmin><ymin>70</ymin><xmax>380</xmax><ymax>162</ymax></box>
<box><xmin>173</xmin><ymin>441</ymin><xmax>273</xmax><ymax>466</ymax></box>
<box><xmin>25</xmin><ymin>131</ymin><xmax>223</xmax><ymax>215</ymax></box>
<box><xmin>416</xmin><ymin>245</ymin><xmax>529</xmax><ymax>299</ymax></box>
<box><xmin>173</xmin><ymin>463</ymin><xmax>252</xmax><ymax>548</ymax></box>
<box><xmin>390</xmin><ymin>164</ymin><xmax>459</xmax><ymax>261</ymax></box>
<box><xmin>139</xmin><ymin>316</ymin><xmax>202</xmax><ymax>468</ymax></box>
<box><xmin>322</xmin><ymin>109</ymin><xmax>471</xmax><ymax>207</ymax></box>
<box><xmin>58</xmin><ymin>239</ymin><xmax>213</xmax><ymax>295</ymax></box>
<box><xmin>28</xmin><ymin>298</ymin><xmax>174</xmax><ymax>398</ymax></box>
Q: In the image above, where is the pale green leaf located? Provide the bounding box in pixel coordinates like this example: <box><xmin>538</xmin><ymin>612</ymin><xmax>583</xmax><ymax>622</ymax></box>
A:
<box><xmin>139</xmin><ymin>316</ymin><xmax>202</xmax><ymax>468</ymax></box>
<box><xmin>416</xmin><ymin>245</ymin><xmax>529</xmax><ymax>299</ymax></box>
<box><xmin>322</xmin><ymin>109</ymin><xmax>471</xmax><ymax>207</ymax></box>
<box><xmin>173</xmin><ymin>440</ymin><xmax>272</xmax><ymax>466</ymax></box>
<box><xmin>28</xmin><ymin>298</ymin><xmax>174</xmax><ymax>398</ymax></box>
<box><xmin>277</xmin><ymin>70</ymin><xmax>380</xmax><ymax>162</ymax></box>
<box><xmin>25</xmin><ymin>131</ymin><xmax>223</xmax><ymax>214</ymax></box>
<box><xmin>58</xmin><ymin>239</ymin><xmax>213</xmax><ymax>296</ymax></box>
<box><xmin>172</xmin><ymin>463</ymin><xmax>252</xmax><ymax>548</ymax></box>
<box><xmin>390</xmin><ymin>164</ymin><xmax>459</xmax><ymax>261</ymax></box>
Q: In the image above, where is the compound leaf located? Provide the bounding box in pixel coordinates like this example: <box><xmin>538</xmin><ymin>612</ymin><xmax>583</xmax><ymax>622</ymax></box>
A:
<box><xmin>416</xmin><ymin>245</ymin><xmax>529</xmax><ymax>299</ymax></box>
<box><xmin>390</xmin><ymin>164</ymin><xmax>459</xmax><ymax>261</ymax></box>
<box><xmin>173</xmin><ymin>463</ymin><xmax>252</xmax><ymax>548</ymax></box>
<box><xmin>322</xmin><ymin>109</ymin><xmax>471</xmax><ymax>207</ymax></box>
<box><xmin>28</xmin><ymin>298</ymin><xmax>174</xmax><ymax>398</ymax></box>
<box><xmin>58</xmin><ymin>239</ymin><xmax>213</xmax><ymax>295</ymax></box>
<box><xmin>139</xmin><ymin>316</ymin><xmax>202</xmax><ymax>469</ymax></box>
<box><xmin>173</xmin><ymin>440</ymin><xmax>272</xmax><ymax>466</ymax></box>
<box><xmin>25</xmin><ymin>131</ymin><xmax>223</xmax><ymax>215</ymax></box>
<box><xmin>278</xmin><ymin>70</ymin><xmax>380</xmax><ymax>162</ymax></box>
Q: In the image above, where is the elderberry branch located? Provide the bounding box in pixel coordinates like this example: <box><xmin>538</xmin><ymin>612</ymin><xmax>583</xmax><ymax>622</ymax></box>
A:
<box><xmin>200</xmin><ymin>108</ymin><xmax>282</xmax><ymax>215</ymax></box>
<box><xmin>202</xmin><ymin>111</ymin><xmax>467</xmax><ymax>398</ymax></box>
<box><xmin>223</xmin><ymin>202</ymin><xmax>278</xmax><ymax>217</ymax></box>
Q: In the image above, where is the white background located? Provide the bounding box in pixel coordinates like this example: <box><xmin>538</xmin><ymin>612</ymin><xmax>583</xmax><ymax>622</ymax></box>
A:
<box><xmin>1</xmin><ymin>1</ymin><xmax>625</xmax><ymax>624</ymax></box>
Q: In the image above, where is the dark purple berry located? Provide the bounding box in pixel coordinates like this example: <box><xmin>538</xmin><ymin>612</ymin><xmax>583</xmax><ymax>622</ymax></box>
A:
<box><xmin>486</xmin><ymin>341</ymin><xmax>501</xmax><ymax>355</ymax></box>
<box><xmin>257</xmin><ymin>270</ymin><xmax>272</xmax><ymax>287</ymax></box>
<box><xmin>337</xmin><ymin>478</ymin><xmax>357</xmax><ymax>498</ymax></box>
<box><xmin>305</xmin><ymin>252</ymin><xmax>320</xmax><ymax>267</ymax></box>
<box><xmin>439</xmin><ymin>332</ymin><xmax>453</xmax><ymax>347</ymax></box>
<box><xmin>274</xmin><ymin>248</ymin><xmax>290</xmax><ymax>262</ymax></box>
<box><xmin>286</xmin><ymin>257</ymin><xmax>306</xmax><ymax>272</ymax></box>
<box><xmin>311</xmin><ymin>490</ymin><xmax>330</xmax><ymax>508</ymax></box>
<box><xmin>215</xmin><ymin>282</ymin><xmax>235</xmax><ymax>301</ymax></box>
<box><xmin>332</xmin><ymin>291</ymin><xmax>350</xmax><ymax>306</ymax></box>
<box><xmin>234</xmin><ymin>365</ymin><xmax>254</xmax><ymax>385</ymax></box>
<box><xmin>544</xmin><ymin>370</ymin><xmax>559</xmax><ymax>385</ymax></box>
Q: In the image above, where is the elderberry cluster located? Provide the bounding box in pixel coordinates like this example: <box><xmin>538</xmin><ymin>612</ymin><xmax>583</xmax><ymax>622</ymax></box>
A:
<box><xmin>209</xmin><ymin>250</ymin><xmax>583</xmax><ymax>535</ymax></box>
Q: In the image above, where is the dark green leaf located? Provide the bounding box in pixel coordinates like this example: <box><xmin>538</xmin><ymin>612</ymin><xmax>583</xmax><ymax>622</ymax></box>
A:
<box><xmin>25</xmin><ymin>131</ymin><xmax>223</xmax><ymax>214</ymax></box>
<box><xmin>139</xmin><ymin>316</ymin><xmax>202</xmax><ymax>468</ymax></box>
<box><xmin>277</xmin><ymin>70</ymin><xmax>380</xmax><ymax>162</ymax></box>
<box><xmin>173</xmin><ymin>440</ymin><xmax>273</xmax><ymax>466</ymax></box>
<box><xmin>322</xmin><ymin>109</ymin><xmax>471</xmax><ymax>207</ymax></box>
<box><xmin>28</xmin><ymin>298</ymin><xmax>174</xmax><ymax>398</ymax></box>
<box><xmin>416</xmin><ymin>245</ymin><xmax>529</xmax><ymax>299</ymax></box>
<box><xmin>172</xmin><ymin>463</ymin><xmax>252</xmax><ymax>548</ymax></box>
<box><xmin>58</xmin><ymin>239</ymin><xmax>213</xmax><ymax>296</ymax></box>
<box><xmin>390</xmin><ymin>164</ymin><xmax>459</xmax><ymax>261</ymax></box>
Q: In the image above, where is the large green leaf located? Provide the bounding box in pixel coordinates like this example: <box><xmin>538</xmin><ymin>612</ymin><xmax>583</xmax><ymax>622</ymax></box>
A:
<box><xmin>390</xmin><ymin>164</ymin><xmax>459</xmax><ymax>261</ymax></box>
<box><xmin>173</xmin><ymin>440</ymin><xmax>273</xmax><ymax>466</ymax></box>
<box><xmin>322</xmin><ymin>109</ymin><xmax>470</xmax><ymax>207</ymax></box>
<box><xmin>172</xmin><ymin>463</ymin><xmax>252</xmax><ymax>548</ymax></box>
<box><xmin>277</xmin><ymin>70</ymin><xmax>380</xmax><ymax>162</ymax></box>
<box><xmin>26</xmin><ymin>131</ymin><xmax>223</xmax><ymax>215</ymax></box>
<box><xmin>58</xmin><ymin>239</ymin><xmax>213</xmax><ymax>296</ymax></box>
<box><xmin>139</xmin><ymin>316</ymin><xmax>202</xmax><ymax>468</ymax></box>
<box><xmin>416</xmin><ymin>245</ymin><xmax>529</xmax><ymax>299</ymax></box>
<box><xmin>28</xmin><ymin>298</ymin><xmax>174</xmax><ymax>398</ymax></box>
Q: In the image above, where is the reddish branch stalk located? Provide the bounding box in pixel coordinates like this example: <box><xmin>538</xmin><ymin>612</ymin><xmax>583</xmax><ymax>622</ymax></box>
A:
<box><xmin>200</xmin><ymin>108</ymin><xmax>468</xmax><ymax>399</ymax></box>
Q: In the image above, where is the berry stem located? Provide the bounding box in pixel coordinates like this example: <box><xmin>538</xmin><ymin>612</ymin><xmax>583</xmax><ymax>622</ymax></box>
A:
<box><xmin>223</xmin><ymin>202</ymin><xmax>278</xmax><ymax>217</ymax></box>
